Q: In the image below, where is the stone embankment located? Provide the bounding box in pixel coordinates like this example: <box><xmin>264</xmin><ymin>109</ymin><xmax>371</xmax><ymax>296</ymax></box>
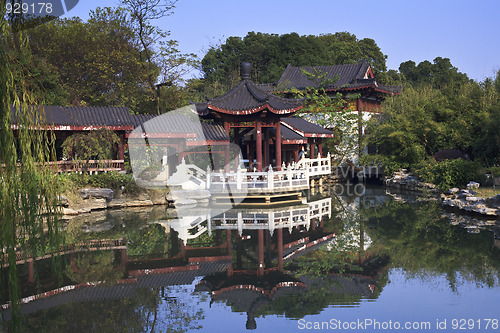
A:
<box><xmin>60</xmin><ymin>187</ymin><xmax>215</xmax><ymax>218</ymax></box>
<box><xmin>441</xmin><ymin>189</ymin><xmax>500</xmax><ymax>217</ymax></box>
<box><xmin>385</xmin><ymin>169</ymin><xmax>439</xmax><ymax>193</ymax></box>
<box><xmin>385</xmin><ymin>169</ymin><xmax>499</xmax><ymax>217</ymax></box>
<box><xmin>60</xmin><ymin>188</ymin><xmax>170</xmax><ymax>217</ymax></box>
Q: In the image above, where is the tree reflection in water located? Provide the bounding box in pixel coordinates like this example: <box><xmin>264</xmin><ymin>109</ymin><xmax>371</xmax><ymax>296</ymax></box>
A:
<box><xmin>2</xmin><ymin>188</ymin><xmax>500</xmax><ymax>331</ymax></box>
<box><xmin>364</xmin><ymin>199</ymin><xmax>500</xmax><ymax>291</ymax></box>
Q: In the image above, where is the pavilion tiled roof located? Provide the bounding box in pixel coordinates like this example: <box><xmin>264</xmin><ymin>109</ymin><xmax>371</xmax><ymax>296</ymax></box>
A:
<box><xmin>196</xmin><ymin>80</ymin><xmax>303</xmax><ymax>116</ymax></box>
<box><xmin>10</xmin><ymin>105</ymin><xmax>229</xmax><ymax>142</ymax></box>
<box><xmin>279</xmin><ymin>125</ymin><xmax>307</xmax><ymax>143</ymax></box>
<box><xmin>9</xmin><ymin>261</ymin><xmax>231</xmax><ymax>317</ymax></box>
<box><xmin>11</xmin><ymin>105</ymin><xmax>137</xmax><ymax>129</ymax></box>
<box><xmin>273</xmin><ymin>60</ymin><xmax>401</xmax><ymax>95</ymax></box>
<box><xmin>129</xmin><ymin>110</ymin><xmax>229</xmax><ymax>143</ymax></box>
<box><xmin>281</xmin><ymin>117</ymin><xmax>335</xmax><ymax>138</ymax></box>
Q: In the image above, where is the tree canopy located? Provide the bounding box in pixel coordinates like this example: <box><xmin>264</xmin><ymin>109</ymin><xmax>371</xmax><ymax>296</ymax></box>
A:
<box><xmin>198</xmin><ymin>31</ymin><xmax>388</xmax><ymax>97</ymax></box>
<box><xmin>364</xmin><ymin>60</ymin><xmax>500</xmax><ymax>169</ymax></box>
<box><xmin>6</xmin><ymin>2</ymin><xmax>197</xmax><ymax>114</ymax></box>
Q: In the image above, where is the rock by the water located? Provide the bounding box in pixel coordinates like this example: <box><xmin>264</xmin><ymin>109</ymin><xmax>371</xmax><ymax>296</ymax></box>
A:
<box><xmin>57</xmin><ymin>195</ymin><xmax>69</xmax><ymax>207</ymax></box>
<box><xmin>465</xmin><ymin>196</ymin><xmax>484</xmax><ymax>203</ymax></box>
<box><xmin>80</xmin><ymin>188</ymin><xmax>114</xmax><ymax>200</ymax></box>
<box><xmin>467</xmin><ymin>181</ymin><xmax>480</xmax><ymax>189</ymax></box>
<box><xmin>485</xmin><ymin>194</ymin><xmax>500</xmax><ymax>208</ymax></box>
<box><xmin>175</xmin><ymin>199</ymin><xmax>198</xmax><ymax>207</ymax></box>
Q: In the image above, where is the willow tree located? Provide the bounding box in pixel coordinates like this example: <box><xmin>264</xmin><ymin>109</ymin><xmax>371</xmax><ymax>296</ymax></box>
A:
<box><xmin>0</xmin><ymin>5</ymin><xmax>62</xmax><ymax>331</ymax></box>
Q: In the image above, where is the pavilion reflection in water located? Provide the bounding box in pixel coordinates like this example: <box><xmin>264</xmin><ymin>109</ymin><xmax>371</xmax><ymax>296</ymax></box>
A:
<box><xmin>1</xmin><ymin>195</ymin><xmax>387</xmax><ymax>330</ymax></box>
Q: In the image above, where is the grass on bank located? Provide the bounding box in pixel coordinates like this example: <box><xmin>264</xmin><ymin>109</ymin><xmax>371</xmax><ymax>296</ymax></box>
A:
<box><xmin>56</xmin><ymin>172</ymin><xmax>140</xmax><ymax>201</ymax></box>
<box><xmin>474</xmin><ymin>187</ymin><xmax>500</xmax><ymax>198</ymax></box>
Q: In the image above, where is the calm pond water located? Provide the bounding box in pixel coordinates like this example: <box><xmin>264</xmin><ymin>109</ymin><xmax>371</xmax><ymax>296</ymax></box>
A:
<box><xmin>1</xmin><ymin>184</ymin><xmax>500</xmax><ymax>332</ymax></box>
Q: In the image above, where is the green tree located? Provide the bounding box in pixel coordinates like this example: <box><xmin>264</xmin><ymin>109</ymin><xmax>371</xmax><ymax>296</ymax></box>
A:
<box><xmin>366</xmin><ymin>78</ymin><xmax>494</xmax><ymax>167</ymax></box>
<box><xmin>1</xmin><ymin>9</ymin><xmax>62</xmax><ymax>331</ymax></box>
<box><xmin>119</xmin><ymin>0</ymin><xmax>199</xmax><ymax>113</ymax></box>
<box><xmin>472</xmin><ymin>71</ymin><xmax>500</xmax><ymax>165</ymax></box>
<box><xmin>198</xmin><ymin>31</ymin><xmax>388</xmax><ymax>98</ymax></box>
<box><xmin>286</xmin><ymin>68</ymin><xmax>360</xmax><ymax>164</ymax></box>
<box><xmin>22</xmin><ymin>9</ymin><xmax>156</xmax><ymax>112</ymax></box>
<box><xmin>398</xmin><ymin>57</ymin><xmax>470</xmax><ymax>89</ymax></box>
<box><xmin>7</xmin><ymin>3</ymin><xmax>197</xmax><ymax>114</ymax></box>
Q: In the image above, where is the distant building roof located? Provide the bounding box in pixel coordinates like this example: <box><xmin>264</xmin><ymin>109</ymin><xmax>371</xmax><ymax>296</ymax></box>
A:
<box><xmin>272</xmin><ymin>60</ymin><xmax>401</xmax><ymax>95</ymax></box>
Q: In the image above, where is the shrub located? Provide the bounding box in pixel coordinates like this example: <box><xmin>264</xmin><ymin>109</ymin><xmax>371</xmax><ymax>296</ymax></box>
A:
<box><xmin>415</xmin><ymin>158</ymin><xmax>482</xmax><ymax>191</ymax></box>
<box><xmin>486</xmin><ymin>166</ymin><xmax>500</xmax><ymax>177</ymax></box>
<box><xmin>57</xmin><ymin>172</ymin><xmax>139</xmax><ymax>193</ymax></box>
<box><xmin>358</xmin><ymin>154</ymin><xmax>409</xmax><ymax>176</ymax></box>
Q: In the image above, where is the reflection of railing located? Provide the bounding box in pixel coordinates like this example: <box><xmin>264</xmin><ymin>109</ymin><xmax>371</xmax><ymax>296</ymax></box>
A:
<box><xmin>4</xmin><ymin>238</ymin><xmax>127</xmax><ymax>266</ymax></box>
<box><xmin>206</xmin><ymin>154</ymin><xmax>330</xmax><ymax>193</ymax></box>
<box><xmin>47</xmin><ymin>160</ymin><xmax>125</xmax><ymax>174</ymax></box>
<box><xmin>209</xmin><ymin>198</ymin><xmax>332</xmax><ymax>235</ymax></box>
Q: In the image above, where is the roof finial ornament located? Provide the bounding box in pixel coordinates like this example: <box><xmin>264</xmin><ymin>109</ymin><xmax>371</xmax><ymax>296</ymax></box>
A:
<box><xmin>241</xmin><ymin>62</ymin><xmax>251</xmax><ymax>80</ymax></box>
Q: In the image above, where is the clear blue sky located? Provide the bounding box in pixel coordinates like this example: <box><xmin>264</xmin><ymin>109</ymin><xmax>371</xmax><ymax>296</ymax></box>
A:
<box><xmin>64</xmin><ymin>0</ymin><xmax>500</xmax><ymax>82</ymax></box>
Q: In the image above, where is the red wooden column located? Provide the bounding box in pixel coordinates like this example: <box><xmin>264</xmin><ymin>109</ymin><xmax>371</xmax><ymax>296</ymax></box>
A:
<box><xmin>258</xmin><ymin>229</ymin><xmax>264</xmax><ymax>276</ymax></box>
<box><xmin>179</xmin><ymin>240</ymin><xmax>186</xmax><ymax>259</ymax></box>
<box><xmin>256</xmin><ymin>120</ymin><xmax>263</xmax><ymax>172</ymax></box>
<box><xmin>249</xmin><ymin>145</ymin><xmax>255</xmax><ymax>170</ymax></box>
<box><xmin>234</xmin><ymin>128</ymin><xmax>240</xmax><ymax>168</ymax></box>
<box><xmin>293</xmin><ymin>149</ymin><xmax>299</xmax><ymax>163</ymax></box>
<box><xmin>318</xmin><ymin>140</ymin><xmax>323</xmax><ymax>156</ymax></box>
<box><xmin>226</xmin><ymin>230</ymin><xmax>233</xmax><ymax>276</ymax></box>
<box><xmin>224</xmin><ymin>122</ymin><xmax>231</xmax><ymax>172</ymax></box>
<box><xmin>310</xmin><ymin>141</ymin><xmax>316</xmax><ymax>159</ymax></box>
<box><xmin>277</xmin><ymin>228</ymin><xmax>283</xmax><ymax>271</ymax></box>
<box><xmin>276</xmin><ymin>121</ymin><xmax>282</xmax><ymax>170</ymax></box>
<box><xmin>177</xmin><ymin>142</ymin><xmax>186</xmax><ymax>164</ymax></box>
<box><xmin>121</xmin><ymin>237</ymin><xmax>128</xmax><ymax>267</ymax></box>
<box><xmin>118</xmin><ymin>132</ymin><xmax>126</xmax><ymax>170</ymax></box>
<box><xmin>27</xmin><ymin>260</ymin><xmax>35</xmax><ymax>284</ymax></box>
<box><xmin>264</xmin><ymin>127</ymin><xmax>270</xmax><ymax>168</ymax></box>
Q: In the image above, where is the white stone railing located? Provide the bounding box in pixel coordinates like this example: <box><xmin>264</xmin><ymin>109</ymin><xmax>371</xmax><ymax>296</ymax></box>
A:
<box><xmin>204</xmin><ymin>153</ymin><xmax>331</xmax><ymax>193</ymax></box>
<box><xmin>185</xmin><ymin>163</ymin><xmax>206</xmax><ymax>179</ymax></box>
<box><xmin>295</xmin><ymin>152</ymin><xmax>331</xmax><ymax>177</ymax></box>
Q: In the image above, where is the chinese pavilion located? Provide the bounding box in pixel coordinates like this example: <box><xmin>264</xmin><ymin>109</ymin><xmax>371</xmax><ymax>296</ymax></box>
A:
<box><xmin>195</xmin><ymin>63</ymin><xmax>334</xmax><ymax>171</ymax></box>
